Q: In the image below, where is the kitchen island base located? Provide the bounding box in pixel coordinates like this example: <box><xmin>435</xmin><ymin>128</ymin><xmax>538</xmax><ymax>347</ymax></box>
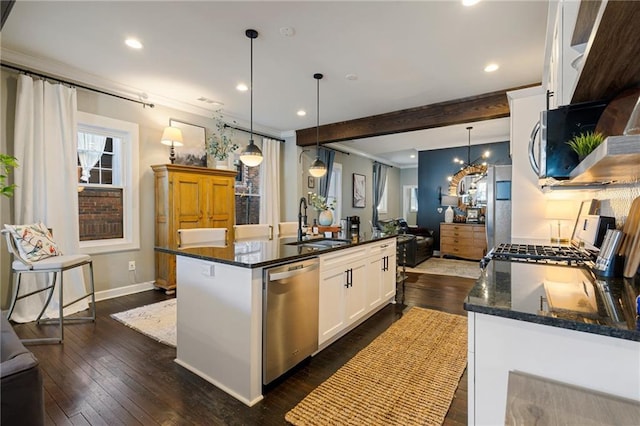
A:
<box><xmin>468</xmin><ymin>312</ymin><xmax>640</xmax><ymax>425</ymax></box>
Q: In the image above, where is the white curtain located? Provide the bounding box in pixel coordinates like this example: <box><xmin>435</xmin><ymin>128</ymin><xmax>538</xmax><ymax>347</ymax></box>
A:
<box><xmin>11</xmin><ymin>74</ymin><xmax>88</xmax><ymax>323</ymax></box>
<box><xmin>77</xmin><ymin>131</ymin><xmax>106</xmax><ymax>182</ymax></box>
<box><xmin>259</xmin><ymin>138</ymin><xmax>281</xmax><ymax>233</ymax></box>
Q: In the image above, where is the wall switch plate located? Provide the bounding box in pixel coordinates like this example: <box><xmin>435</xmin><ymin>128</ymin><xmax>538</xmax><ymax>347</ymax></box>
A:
<box><xmin>128</xmin><ymin>261</ymin><xmax>136</xmax><ymax>271</ymax></box>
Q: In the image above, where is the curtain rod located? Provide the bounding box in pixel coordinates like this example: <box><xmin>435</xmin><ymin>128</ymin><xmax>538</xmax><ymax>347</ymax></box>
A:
<box><xmin>1</xmin><ymin>62</ymin><xmax>155</xmax><ymax>108</ymax></box>
<box><xmin>223</xmin><ymin>123</ymin><xmax>285</xmax><ymax>143</ymax></box>
<box><xmin>320</xmin><ymin>145</ymin><xmax>350</xmax><ymax>156</ymax></box>
<box><xmin>374</xmin><ymin>160</ymin><xmax>394</xmax><ymax>168</ymax></box>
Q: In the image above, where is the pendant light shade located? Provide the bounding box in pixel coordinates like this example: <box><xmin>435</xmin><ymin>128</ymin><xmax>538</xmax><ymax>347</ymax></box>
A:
<box><xmin>239</xmin><ymin>29</ymin><xmax>263</xmax><ymax>167</ymax></box>
<box><xmin>308</xmin><ymin>73</ymin><xmax>327</xmax><ymax>178</ymax></box>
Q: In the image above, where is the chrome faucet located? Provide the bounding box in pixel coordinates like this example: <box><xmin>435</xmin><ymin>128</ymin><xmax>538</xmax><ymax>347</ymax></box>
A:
<box><xmin>298</xmin><ymin>197</ymin><xmax>308</xmax><ymax>241</ymax></box>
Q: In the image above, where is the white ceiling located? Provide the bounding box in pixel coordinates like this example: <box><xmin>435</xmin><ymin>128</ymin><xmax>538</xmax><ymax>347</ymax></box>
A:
<box><xmin>1</xmin><ymin>0</ymin><xmax>548</xmax><ymax>167</ymax></box>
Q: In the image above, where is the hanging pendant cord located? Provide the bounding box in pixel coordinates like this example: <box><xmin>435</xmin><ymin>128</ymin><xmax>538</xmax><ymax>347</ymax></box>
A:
<box><xmin>250</xmin><ymin>34</ymin><xmax>253</xmax><ymax>142</ymax></box>
<box><xmin>316</xmin><ymin>75</ymin><xmax>320</xmax><ymax>155</ymax></box>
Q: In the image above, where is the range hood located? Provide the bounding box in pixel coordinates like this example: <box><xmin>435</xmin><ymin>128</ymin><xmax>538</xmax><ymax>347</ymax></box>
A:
<box><xmin>540</xmin><ymin>135</ymin><xmax>640</xmax><ymax>188</ymax></box>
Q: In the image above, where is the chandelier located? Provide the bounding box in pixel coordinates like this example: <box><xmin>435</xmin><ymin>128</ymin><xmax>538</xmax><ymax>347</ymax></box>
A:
<box><xmin>447</xmin><ymin>126</ymin><xmax>490</xmax><ymax>195</ymax></box>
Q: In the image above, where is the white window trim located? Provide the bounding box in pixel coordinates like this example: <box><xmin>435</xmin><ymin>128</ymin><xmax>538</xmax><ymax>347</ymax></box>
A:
<box><xmin>328</xmin><ymin>162</ymin><xmax>342</xmax><ymax>225</ymax></box>
<box><xmin>77</xmin><ymin>111</ymin><xmax>140</xmax><ymax>254</ymax></box>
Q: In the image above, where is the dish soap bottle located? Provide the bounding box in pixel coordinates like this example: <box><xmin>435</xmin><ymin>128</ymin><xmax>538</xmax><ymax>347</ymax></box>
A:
<box><xmin>312</xmin><ymin>219</ymin><xmax>319</xmax><ymax>236</ymax></box>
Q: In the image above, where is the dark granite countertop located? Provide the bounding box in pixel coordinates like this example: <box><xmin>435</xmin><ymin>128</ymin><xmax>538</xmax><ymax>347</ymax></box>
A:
<box><xmin>464</xmin><ymin>260</ymin><xmax>640</xmax><ymax>342</ymax></box>
<box><xmin>155</xmin><ymin>233</ymin><xmax>397</xmax><ymax>269</ymax></box>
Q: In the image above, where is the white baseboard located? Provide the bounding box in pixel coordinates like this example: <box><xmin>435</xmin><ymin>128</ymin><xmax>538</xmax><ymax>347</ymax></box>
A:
<box><xmin>95</xmin><ymin>281</ymin><xmax>156</xmax><ymax>302</ymax></box>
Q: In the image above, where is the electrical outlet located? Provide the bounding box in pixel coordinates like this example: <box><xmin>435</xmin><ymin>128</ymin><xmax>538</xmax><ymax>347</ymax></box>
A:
<box><xmin>128</xmin><ymin>261</ymin><xmax>136</xmax><ymax>271</ymax></box>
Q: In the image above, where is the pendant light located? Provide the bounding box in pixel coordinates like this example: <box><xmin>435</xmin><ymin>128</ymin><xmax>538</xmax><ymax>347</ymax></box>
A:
<box><xmin>308</xmin><ymin>73</ymin><xmax>327</xmax><ymax>178</ymax></box>
<box><xmin>239</xmin><ymin>29</ymin><xmax>263</xmax><ymax>167</ymax></box>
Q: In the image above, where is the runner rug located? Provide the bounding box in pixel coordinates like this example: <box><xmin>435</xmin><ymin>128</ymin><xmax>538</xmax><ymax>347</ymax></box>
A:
<box><xmin>110</xmin><ymin>299</ymin><xmax>176</xmax><ymax>347</ymax></box>
<box><xmin>285</xmin><ymin>307</ymin><xmax>467</xmax><ymax>425</ymax></box>
<box><xmin>405</xmin><ymin>257</ymin><xmax>481</xmax><ymax>279</ymax></box>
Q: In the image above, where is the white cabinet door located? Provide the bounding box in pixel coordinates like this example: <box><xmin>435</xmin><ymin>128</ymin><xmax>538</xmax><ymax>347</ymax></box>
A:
<box><xmin>366</xmin><ymin>255</ymin><xmax>383</xmax><ymax>309</ymax></box>
<box><xmin>318</xmin><ymin>264</ymin><xmax>347</xmax><ymax>345</ymax></box>
<box><xmin>382</xmin><ymin>251</ymin><xmax>396</xmax><ymax>300</ymax></box>
<box><xmin>367</xmin><ymin>240</ymin><xmax>397</xmax><ymax>306</ymax></box>
<box><xmin>345</xmin><ymin>259</ymin><xmax>367</xmax><ymax>323</ymax></box>
<box><xmin>319</xmin><ymin>245</ymin><xmax>369</xmax><ymax>345</ymax></box>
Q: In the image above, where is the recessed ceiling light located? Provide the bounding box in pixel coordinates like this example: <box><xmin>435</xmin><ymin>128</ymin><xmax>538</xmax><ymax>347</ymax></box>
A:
<box><xmin>236</xmin><ymin>83</ymin><xmax>248</xmax><ymax>92</ymax></box>
<box><xmin>462</xmin><ymin>0</ymin><xmax>481</xmax><ymax>6</ymax></box>
<box><xmin>410</xmin><ymin>154</ymin><xmax>416</xmax><ymax>158</ymax></box>
<box><xmin>484</xmin><ymin>63</ymin><xmax>499</xmax><ymax>72</ymax></box>
<box><xmin>297</xmin><ymin>110</ymin><xmax>306</xmax><ymax>116</ymax></box>
<box><xmin>125</xmin><ymin>38</ymin><xmax>143</xmax><ymax>49</ymax></box>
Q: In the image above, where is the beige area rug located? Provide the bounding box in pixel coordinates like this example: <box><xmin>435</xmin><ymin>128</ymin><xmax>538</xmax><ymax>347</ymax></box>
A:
<box><xmin>405</xmin><ymin>257</ymin><xmax>481</xmax><ymax>279</ymax></box>
<box><xmin>111</xmin><ymin>299</ymin><xmax>176</xmax><ymax>347</ymax></box>
<box><xmin>285</xmin><ymin>307</ymin><xmax>467</xmax><ymax>426</ymax></box>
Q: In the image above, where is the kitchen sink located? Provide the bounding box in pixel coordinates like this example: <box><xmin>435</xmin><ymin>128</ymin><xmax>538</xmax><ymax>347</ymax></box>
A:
<box><xmin>285</xmin><ymin>238</ymin><xmax>351</xmax><ymax>250</ymax></box>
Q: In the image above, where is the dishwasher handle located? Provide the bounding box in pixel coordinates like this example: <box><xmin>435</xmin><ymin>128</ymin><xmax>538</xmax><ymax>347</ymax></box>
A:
<box><xmin>268</xmin><ymin>262</ymin><xmax>319</xmax><ymax>281</ymax></box>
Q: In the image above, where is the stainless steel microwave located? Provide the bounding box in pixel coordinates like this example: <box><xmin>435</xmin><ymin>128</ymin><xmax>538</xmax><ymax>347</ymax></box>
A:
<box><xmin>528</xmin><ymin>100</ymin><xmax>607</xmax><ymax>179</ymax></box>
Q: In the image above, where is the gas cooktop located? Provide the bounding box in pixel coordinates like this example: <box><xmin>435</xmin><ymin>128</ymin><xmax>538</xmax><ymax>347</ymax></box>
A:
<box><xmin>483</xmin><ymin>243</ymin><xmax>595</xmax><ymax>268</ymax></box>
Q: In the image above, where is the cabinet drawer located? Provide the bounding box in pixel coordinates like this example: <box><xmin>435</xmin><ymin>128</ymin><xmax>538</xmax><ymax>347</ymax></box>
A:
<box><xmin>441</xmin><ymin>228</ymin><xmax>474</xmax><ymax>238</ymax></box>
<box><xmin>441</xmin><ymin>245</ymin><xmax>484</xmax><ymax>260</ymax></box>
<box><xmin>441</xmin><ymin>235</ymin><xmax>474</xmax><ymax>244</ymax></box>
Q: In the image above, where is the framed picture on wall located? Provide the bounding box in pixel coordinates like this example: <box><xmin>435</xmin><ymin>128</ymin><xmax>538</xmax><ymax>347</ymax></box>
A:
<box><xmin>169</xmin><ymin>119</ymin><xmax>206</xmax><ymax>167</ymax></box>
<box><xmin>353</xmin><ymin>173</ymin><xmax>366</xmax><ymax>208</ymax></box>
<box><xmin>307</xmin><ymin>176</ymin><xmax>315</xmax><ymax>189</ymax></box>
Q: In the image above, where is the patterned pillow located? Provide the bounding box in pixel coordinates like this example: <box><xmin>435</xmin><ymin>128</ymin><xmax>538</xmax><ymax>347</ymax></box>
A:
<box><xmin>4</xmin><ymin>222</ymin><xmax>62</xmax><ymax>261</ymax></box>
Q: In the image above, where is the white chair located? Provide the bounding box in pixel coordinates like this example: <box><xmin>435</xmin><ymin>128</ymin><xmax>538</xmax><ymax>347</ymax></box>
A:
<box><xmin>278</xmin><ymin>222</ymin><xmax>299</xmax><ymax>238</ymax></box>
<box><xmin>177</xmin><ymin>228</ymin><xmax>227</xmax><ymax>248</ymax></box>
<box><xmin>2</xmin><ymin>225</ymin><xmax>96</xmax><ymax>344</ymax></box>
<box><xmin>234</xmin><ymin>224</ymin><xmax>273</xmax><ymax>241</ymax></box>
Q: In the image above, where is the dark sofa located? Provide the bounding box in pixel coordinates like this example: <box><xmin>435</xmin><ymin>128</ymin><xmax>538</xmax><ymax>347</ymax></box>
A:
<box><xmin>401</xmin><ymin>226</ymin><xmax>434</xmax><ymax>267</ymax></box>
<box><xmin>1</xmin><ymin>315</ymin><xmax>44</xmax><ymax>426</ymax></box>
<box><xmin>379</xmin><ymin>219</ymin><xmax>434</xmax><ymax>267</ymax></box>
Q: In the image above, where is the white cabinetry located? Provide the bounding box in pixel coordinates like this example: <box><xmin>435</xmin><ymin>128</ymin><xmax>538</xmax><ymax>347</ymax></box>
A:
<box><xmin>318</xmin><ymin>239</ymin><xmax>397</xmax><ymax>347</ymax></box>
<box><xmin>318</xmin><ymin>245</ymin><xmax>369</xmax><ymax>345</ymax></box>
<box><xmin>367</xmin><ymin>239</ymin><xmax>397</xmax><ymax>307</ymax></box>
<box><xmin>545</xmin><ymin>0</ymin><xmax>582</xmax><ymax>108</ymax></box>
<box><xmin>467</xmin><ymin>312</ymin><xmax>640</xmax><ymax>425</ymax></box>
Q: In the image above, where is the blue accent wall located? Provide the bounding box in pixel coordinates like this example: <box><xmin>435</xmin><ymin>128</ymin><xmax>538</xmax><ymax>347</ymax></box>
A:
<box><xmin>417</xmin><ymin>141</ymin><xmax>511</xmax><ymax>250</ymax></box>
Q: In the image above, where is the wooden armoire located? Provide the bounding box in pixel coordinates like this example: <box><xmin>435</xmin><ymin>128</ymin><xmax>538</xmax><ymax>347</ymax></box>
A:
<box><xmin>152</xmin><ymin>164</ymin><xmax>236</xmax><ymax>293</ymax></box>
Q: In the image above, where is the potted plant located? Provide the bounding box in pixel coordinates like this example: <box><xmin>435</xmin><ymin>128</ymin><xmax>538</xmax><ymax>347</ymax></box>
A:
<box><xmin>566</xmin><ymin>131</ymin><xmax>605</xmax><ymax>161</ymax></box>
<box><xmin>308</xmin><ymin>192</ymin><xmax>336</xmax><ymax>226</ymax></box>
<box><xmin>207</xmin><ymin>110</ymin><xmax>238</xmax><ymax>169</ymax></box>
<box><xmin>0</xmin><ymin>154</ymin><xmax>18</xmax><ymax>197</ymax></box>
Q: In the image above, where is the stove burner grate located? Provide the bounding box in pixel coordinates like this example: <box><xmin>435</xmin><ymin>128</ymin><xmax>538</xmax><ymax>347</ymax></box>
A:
<box><xmin>487</xmin><ymin>243</ymin><xmax>593</xmax><ymax>266</ymax></box>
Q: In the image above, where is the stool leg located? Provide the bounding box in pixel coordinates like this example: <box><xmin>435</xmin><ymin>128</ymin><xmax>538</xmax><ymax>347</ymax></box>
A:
<box><xmin>58</xmin><ymin>269</ymin><xmax>64</xmax><ymax>343</ymax></box>
<box><xmin>35</xmin><ymin>272</ymin><xmax>57</xmax><ymax>323</ymax></box>
<box><xmin>88</xmin><ymin>261</ymin><xmax>96</xmax><ymax>321</ymax></box>
<box><xmin>7</xmin><ymin>271</ymin><xmax>21</xmax><ymax>320</ymax></box>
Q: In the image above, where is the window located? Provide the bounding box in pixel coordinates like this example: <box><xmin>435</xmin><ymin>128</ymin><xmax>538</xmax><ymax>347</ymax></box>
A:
<box><xmin>410</xmin><ymin>187</ymin><xmax>418</xmax><ymax>212</ymax></box>
<box><xmin>377</xmin><ymin>175</ymin><xmax>388</xmax><ymax>214</ymax></box>
<box><xmin>76</xmin><ymin>112</ymin><xmax>139</xmax><ymax>254</ymax></box>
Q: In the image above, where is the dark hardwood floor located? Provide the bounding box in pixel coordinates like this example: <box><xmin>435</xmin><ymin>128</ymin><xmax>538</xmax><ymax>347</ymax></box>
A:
<box><xmin>10</xmin><ymin>271</ymin><xmax>476</xmax><ymax>425</ymax></box>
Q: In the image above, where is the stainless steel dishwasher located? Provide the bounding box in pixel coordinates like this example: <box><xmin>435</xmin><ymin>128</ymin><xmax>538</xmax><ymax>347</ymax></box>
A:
<box><xmin>263</xmin><ymin>258</ymin><xmax>319</xmax><ymax>385</ymax></box>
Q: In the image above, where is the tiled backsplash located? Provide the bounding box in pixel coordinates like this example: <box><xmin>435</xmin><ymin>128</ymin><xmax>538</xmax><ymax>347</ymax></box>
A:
<box><xmin>594</xmin><ymin>185</ymin><xmax>640</xmax><ymax>227</ymax></box>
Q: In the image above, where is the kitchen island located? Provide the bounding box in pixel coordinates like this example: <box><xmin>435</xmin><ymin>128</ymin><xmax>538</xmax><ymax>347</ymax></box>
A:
<box><xmin>464</xmin><ymin>260</ymin><xmax>640</xmax><ymax>425</ymax></box>
<box><xmin>155</xmin><ymin>234</ymin><xmax>397</xmax><ymax>406</ymax></box>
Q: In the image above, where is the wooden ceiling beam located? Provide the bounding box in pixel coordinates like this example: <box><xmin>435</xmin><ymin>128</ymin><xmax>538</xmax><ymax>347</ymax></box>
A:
<box><xmin>295</xmin><ymin>84</ymin><xmax>538</xmax><ymax>146</ymax></box>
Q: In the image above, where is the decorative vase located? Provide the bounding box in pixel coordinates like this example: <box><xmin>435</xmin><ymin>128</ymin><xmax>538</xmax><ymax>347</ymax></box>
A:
<box><xmin>318</xmin><ymin>209</ymin><xmax>333</xmax><ymax>226</ymax></box>
<box><xmin>444</xmin><ymin>206</ymin><xmax>454</xmax><ymax>223</ymax></box>
<box><xmin>215</xmin><ymin>159</ymin><xmax>229</xmax><ymax>170</ymax></box>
